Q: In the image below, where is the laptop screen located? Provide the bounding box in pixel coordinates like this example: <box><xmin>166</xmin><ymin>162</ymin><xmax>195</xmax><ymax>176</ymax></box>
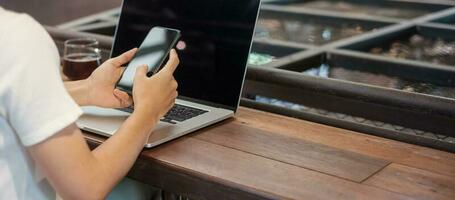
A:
<box><xmin>112</xmin><ymin>0</ymin><xmax>261</xmax><ymax>111</ymax></box>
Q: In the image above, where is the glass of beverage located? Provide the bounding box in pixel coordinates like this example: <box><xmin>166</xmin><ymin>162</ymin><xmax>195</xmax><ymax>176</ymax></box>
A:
<box><xmin>63</xmin><ymin>38</ymin><xmax>101</xmax><ymax>80</ymax></box>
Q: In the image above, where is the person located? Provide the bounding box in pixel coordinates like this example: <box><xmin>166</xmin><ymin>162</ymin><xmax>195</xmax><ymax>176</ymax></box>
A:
<box><xmin>0</xmin><ymin>7</ymin><xmax>179</xmax><ymax>200</ymax></box>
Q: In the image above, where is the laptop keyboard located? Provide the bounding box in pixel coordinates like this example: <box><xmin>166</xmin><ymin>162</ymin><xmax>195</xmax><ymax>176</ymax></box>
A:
<box><xmin>160</xmin><ymin>104</ymin><xmax>208</xmax><ymax>124</ymax></box>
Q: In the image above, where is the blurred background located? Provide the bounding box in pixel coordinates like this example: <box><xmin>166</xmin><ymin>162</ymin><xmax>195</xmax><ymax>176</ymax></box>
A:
<box><xmin>0</xmin><ymin>0</ymin><xmax>121</xmax><ymax>25</ymax></box>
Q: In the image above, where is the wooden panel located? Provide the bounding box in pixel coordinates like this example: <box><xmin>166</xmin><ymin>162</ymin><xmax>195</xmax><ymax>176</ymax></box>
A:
<box><xmin>83</xmin><ymin>133</ymin><xmax>278</xmax><ymax>200</ymax></box>
<box><xmin>365</xmin><ymin>164</ymin><xmax>455</xmax><ymax>200</ymax></box>
<box><xmin>235</xmin><ymin>107</ymin><xmax>455</xmax><ymax>177</ymax></box>
<box><xmin>193</xmin><ymin>122</ymin><xmax>389</xmax><ymax>182</ymax></box>
<box><xmin>143</xmin><ymin>137</ymin><xmax>411</xmax><ymax>200</ymax></box>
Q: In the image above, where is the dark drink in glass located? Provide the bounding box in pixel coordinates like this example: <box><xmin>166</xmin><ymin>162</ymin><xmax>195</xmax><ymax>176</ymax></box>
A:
<box><xmin>63</xmin><ymin>53</ymin><xmax>101</xmax><ymax>80</ymax></box>
<box><xmin>62</xmin><ymin>38</ymin><xmax>101</xmax><ymax>80</ymax></box>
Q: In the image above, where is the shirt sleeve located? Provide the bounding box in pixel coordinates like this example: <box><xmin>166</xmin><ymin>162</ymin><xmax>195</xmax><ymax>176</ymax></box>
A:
<box><xmin>0</xmin><ymin>13</ymin><xmax>82</xmax><ymax>146</ymax></box>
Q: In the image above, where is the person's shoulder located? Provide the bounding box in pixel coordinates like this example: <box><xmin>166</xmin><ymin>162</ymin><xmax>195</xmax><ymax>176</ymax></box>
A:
<box><xmin>0</xmin><ymin>9</ymin><xmax>51</xmax><ymax>44</ymax></box>
<box><xmin>0</xmin><ymin>8</ymin><xmax>60</xmax><ymax>74</ymax></box>
<box><xmin>1</xmin><ymin>8</ymin><xmax>37</xmax><ymax>32</ymax></box>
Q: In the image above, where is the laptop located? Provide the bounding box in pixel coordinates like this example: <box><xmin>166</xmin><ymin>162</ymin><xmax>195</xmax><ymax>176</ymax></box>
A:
<box><xmin>76</xmin><ymin>0</ymin><xmax>262</xmax><ymax>148</ymax></box>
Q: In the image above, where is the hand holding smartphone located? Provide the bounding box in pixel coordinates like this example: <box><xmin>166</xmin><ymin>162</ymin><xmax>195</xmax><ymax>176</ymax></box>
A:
<box><xmin>116</xmin><ymin>26</ymin><xmax>181</xmax><ymax>94</ymax></box>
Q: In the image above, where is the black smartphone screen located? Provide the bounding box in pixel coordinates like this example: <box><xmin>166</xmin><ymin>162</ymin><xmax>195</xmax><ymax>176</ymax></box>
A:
<box><xmin>117</xmin><ymin>26</ymin><xmax>180</xmax><ymax>93</ymax></box>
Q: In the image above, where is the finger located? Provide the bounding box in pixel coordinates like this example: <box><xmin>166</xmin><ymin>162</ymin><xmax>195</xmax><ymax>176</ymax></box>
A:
<box><xmin>162</xmin><ymin>49</ymin><xmax>180</xmax><ymax>74</ymax></box>
<box><xmin>113</xmin><ymin>89</ymin><xmax>133</xmax><ymax>107</ymax></box>
<box><xmin>171</xmin><ymin>79</ymin><xmax>178</xmax><ymax>90</ymax></box>
<box><xmin>115</xmin><ymin>65</ymin><xmax>127</xmax><ymax>78</ymax></box>
<box><xmin>160</xmin><ymin>101</ymin><xmax>174</xmax><ymax>118</ymax></box>
<box><xmin>165</xmin><ymin>99</ymin><xmax>176</xmax><ymax>114</ymax></box>
<box><xmin>135</xmin><ymin>64</ymin><xmax>148</xmax><ymax>80</ymax></box>
<box><xmin>109</xmin><ymin>48</ymin><xmax>137</xmax><ymax>67</ymax></box>
<box><xmin>166</xmin><ymin>91</ymin><xmax>177</xmax><ymax>107</ymax></box>
<box><xmin>166</xmin><ymin>88</ymin><xmax>177</xmax><ymax>98</ymax></box>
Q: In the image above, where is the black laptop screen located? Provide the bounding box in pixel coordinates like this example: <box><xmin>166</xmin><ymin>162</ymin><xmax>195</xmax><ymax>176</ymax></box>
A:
<box><xmin>112</xmin><ymin>0</ymin><xmax>261</xmax><ymax>111</ymax></box>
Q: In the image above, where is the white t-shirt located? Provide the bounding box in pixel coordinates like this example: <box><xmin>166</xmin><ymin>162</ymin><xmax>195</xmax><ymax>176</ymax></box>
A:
<box><xmin>0</xmin><ymin>8</ymin><xmax>82</xmax><ymax>200</ymax></box>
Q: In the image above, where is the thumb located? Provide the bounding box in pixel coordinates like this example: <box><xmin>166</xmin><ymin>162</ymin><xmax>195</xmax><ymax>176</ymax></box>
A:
<box><xmin>135</xmin><ymin>64</ymin><xmax>148</xmax><ymax>79</ymax></box>
<box><xmin>109</xmin><ymin>48</ymin><xmax>137</xmax><ymax>67</ymax></box>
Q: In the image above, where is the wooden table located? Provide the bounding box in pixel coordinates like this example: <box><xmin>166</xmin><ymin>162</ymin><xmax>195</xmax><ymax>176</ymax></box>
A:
<box><xmin>84</xmin><ymin>107</ymin><xmax>455</xmax><ymax>200</ymax></box>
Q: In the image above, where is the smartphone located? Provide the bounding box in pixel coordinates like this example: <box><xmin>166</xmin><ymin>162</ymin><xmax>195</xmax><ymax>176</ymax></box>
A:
<box><xmin>116</xmin><ymin>26</ymin><xmax>181</xmax><ymax>94</ymax></box>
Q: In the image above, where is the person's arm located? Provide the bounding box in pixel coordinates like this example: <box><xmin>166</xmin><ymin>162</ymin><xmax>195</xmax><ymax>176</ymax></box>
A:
<box><xmin>29</xmin><ymin>50</ymin><xmax>179</xmax><ymax>200</ymax></box>
<box><xmin>64</xmin><ymin>48</ymin><xmax>137</xmax><ymax>108</ymax></box>
<box><xmin>64</xmin><ymin>80</ymin><xmax>90</xmax><ymax>106</ymax></box>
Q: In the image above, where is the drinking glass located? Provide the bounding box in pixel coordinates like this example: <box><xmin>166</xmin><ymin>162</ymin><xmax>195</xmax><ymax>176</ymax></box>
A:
<box><xmin>62</xmin><ymin>38</ymin><xmax>101</xmax><ymax>80</ymax></box>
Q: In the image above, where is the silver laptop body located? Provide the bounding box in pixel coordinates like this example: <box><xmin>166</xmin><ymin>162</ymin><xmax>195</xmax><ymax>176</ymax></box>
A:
<box><xmin>77</xmin><ymin>99</ymin><xmax>233</xmax><ymax>148</ymax></box>
<box><xmin>76</xmin><ymin>0</ymin><xmax>261</xmax><ymax>148</ymax></box>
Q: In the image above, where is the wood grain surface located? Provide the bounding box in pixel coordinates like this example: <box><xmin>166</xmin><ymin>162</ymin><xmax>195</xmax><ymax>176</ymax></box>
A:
<box><xmin>82</xmin><ymin>107</ymin><xmax>455</xmax><ymax>200</ymax></box>
<box><xmin>235</xmin><ymin>107</ymin><xmax>455</xmax><ymax>177</ymax></box>
<box><xmin>193</xmin><ymin>121</ymin><xmax>389</xmax><ymax>182</ymax></box>
<box><xmin>365</xmin><ymin>164</ymin><xmax>455</xmax><ymax>200</ymax></box>
<box><xmin>144</xmin><ymin>137</ymin><xmax>410</xmax><ymax>200</ymax></box>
